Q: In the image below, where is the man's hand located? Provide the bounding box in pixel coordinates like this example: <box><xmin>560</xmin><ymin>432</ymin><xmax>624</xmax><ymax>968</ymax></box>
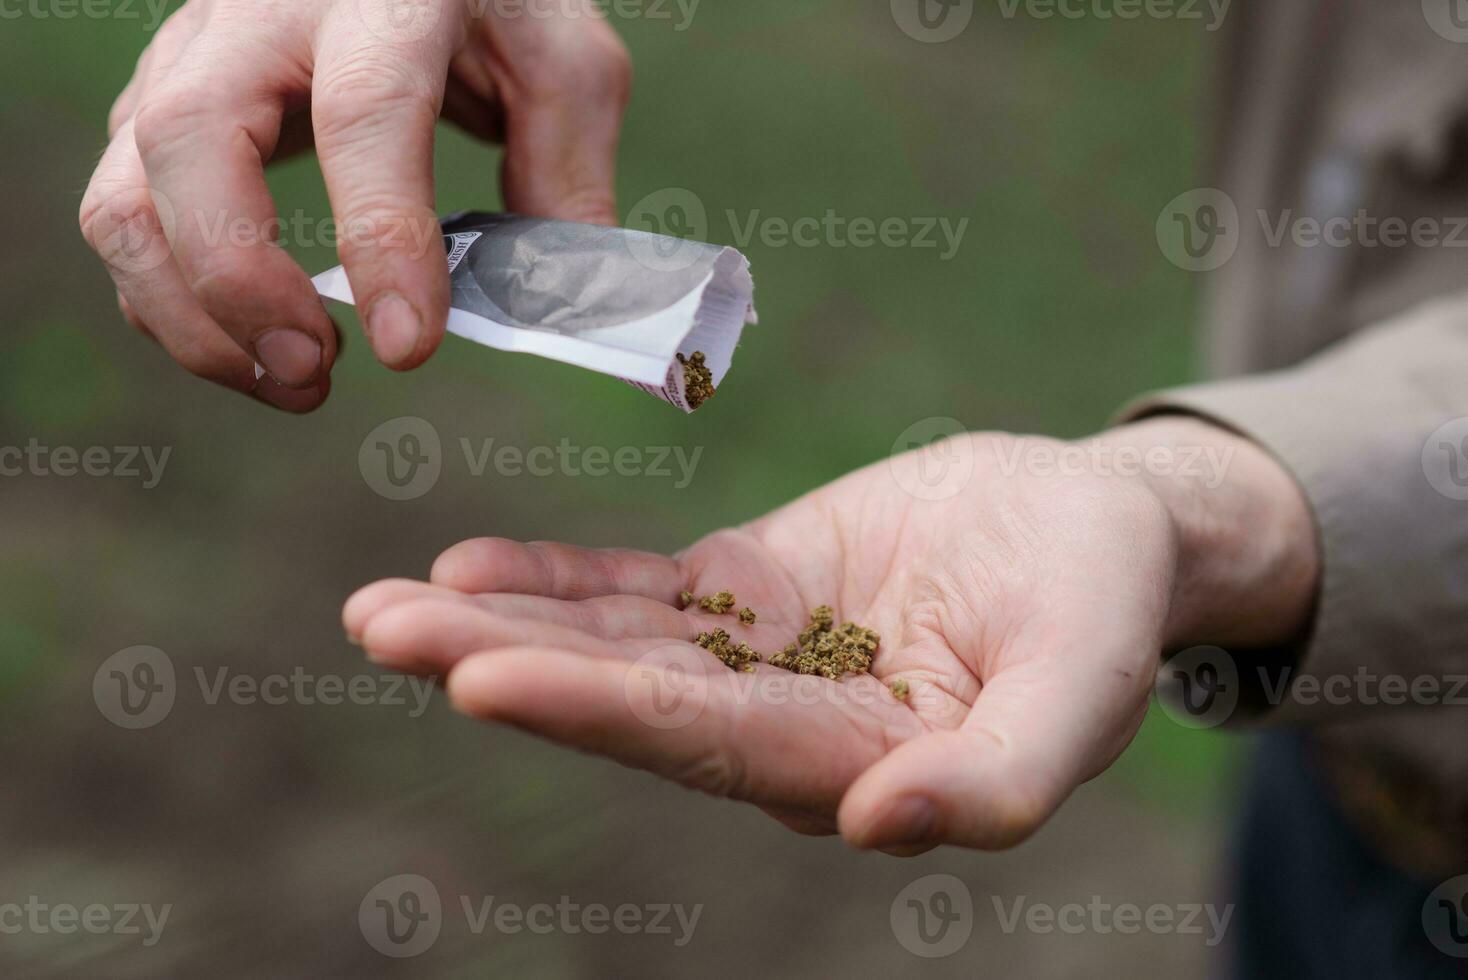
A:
<box><xmin>80</xmin><ymin>0</ymin><xmax>631</xmax><ymax>411</ymax></box>
<box><xmin>344</xmin><ymin>418</ymin><xmax>1319</xmax><ymax>851</ymax></box>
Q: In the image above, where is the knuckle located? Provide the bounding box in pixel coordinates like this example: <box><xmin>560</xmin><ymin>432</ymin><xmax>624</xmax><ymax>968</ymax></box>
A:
<box><xmin>189</xmin><ymin>262</ymin><xmax>266</xmax><ymax>317</ymax></box>
<box><xmin>133</xmin><ymin>86</ymin><xmax>218</xmax><ymax>160</ymax></box>
<box><xmin>518</xmin><ymin>25</ymin><xmax>631</xmax><ymax>108</ymax></box>
<box><xmin>314</xmin><ymin>57</ymin><xmax>436</xmax><ymax>144</ymax></box>
<box><xmin>580</xmin><ymin>28</ymin><xmax>633</xmax><ymax>104</ymax></box>
<box><xmin>79</xmin><ymin>187</ymin><xmax>163</xmax><ymax>267</ymax></box>
<box><xmin>78</xmin><ymin>187</ymin><xmax>120</xmax><ymax>251</ymax></box>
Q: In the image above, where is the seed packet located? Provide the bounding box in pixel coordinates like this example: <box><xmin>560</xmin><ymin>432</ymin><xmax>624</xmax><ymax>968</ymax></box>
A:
<box><xmin>312</xmin><ymin>212</ymin><xmax>757</xmax><ymax>413</ymax></box>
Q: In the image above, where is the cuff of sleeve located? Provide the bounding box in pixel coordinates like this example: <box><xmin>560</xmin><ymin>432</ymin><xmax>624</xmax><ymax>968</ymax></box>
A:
<box><xmin>1114</xmin><ymin>306</ymin><xmax>1468</xmax><ymax>721</ymax></box>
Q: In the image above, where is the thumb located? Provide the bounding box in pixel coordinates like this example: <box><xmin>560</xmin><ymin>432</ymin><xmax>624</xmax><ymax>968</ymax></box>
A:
<box><xmin>837</xmin><ymin>641</ymin><xmax>1154</xmax><ymax>851</ymax></box>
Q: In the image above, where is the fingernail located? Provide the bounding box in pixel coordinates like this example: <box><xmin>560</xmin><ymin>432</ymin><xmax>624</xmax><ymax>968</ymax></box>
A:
<box><xmin>862</xmin><ymin>795</ymin><xmax>935</xmax><ymax>849</ymax></box>
<box><xmin>366</xmin><ymin>292</ymin><xmax>422</xmax><ymax>368</ymax></box>
<box><xmin>254</xmin><ymin>330</ymin><xmax>322</xmax><ymax>388</ymax></box>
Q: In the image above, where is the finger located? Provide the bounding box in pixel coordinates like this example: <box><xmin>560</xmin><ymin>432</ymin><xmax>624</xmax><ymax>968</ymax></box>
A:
<box><xmin>838</xmin><ymin>647</ymin><xmax>1152</xmax><ymax>852</ymax></box>
<box><xmin>446</xmin><ymin>646</ymin><xmax>921</xmax><ymax>813</ymax></box>
<box><xmin>345</xmin><ymin>579</ymin><xmax>448</xmax><ymax>639</ymax></box>
<box><xmin>108</xmin><ymin>3</ymin><xmax>200</xmax><ymax>137</ymax></box>
<box><xmin>133</xmin><ymin>29</ymin><xmax>336</xmax><ymax>389</ymax></box>
<box><xmin>81</xmin><ymin>122</ymin><xmax>329</xmax><ymax>413</ymax></box>
<box><xmin>116</xmin><ymin>291</ymin><xmax>147</xmax><ymax>335</ymax></box>
<box><xmin>109</xmin><ymin>51</ymin><xmax>152</xmax><ymax>138</ymax></box>
<box><xmin>431</xmin><ymin>538</ymin><xmax>684</xmax><ymax>602</ymax></box>
<box><xmin>760</xmin><ymin>806</ymin><xmax>837</xmax><ymax>838</ymax></box>
<box><xmin>481</xmin><ymin>9</ymin><xmax>631</xmax><ymax>224</ymax></box>
<box><xmin>345</xmin><ymin>578</ymin><xmax>693</xmax><ymax>643</ymax></box>
<box><xmin>311</xmin><ymin>4</ymin><xmax>455</xmax><ymax>371</ymax></box>
<box><xmin>441</xmin><ymin>66</ymin><xmax>505</xmax><ymax>143</ymax></box>
<box><xmin>358</xmin><ymin>597</ymin><xmax>638</xmax><ymax>676</ymax></box>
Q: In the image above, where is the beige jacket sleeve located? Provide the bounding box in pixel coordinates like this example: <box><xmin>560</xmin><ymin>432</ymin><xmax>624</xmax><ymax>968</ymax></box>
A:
<box><xmin>1121</xmin><ymin>294</ymin><xmax>1468</xmax><ymax>723</ymax></box>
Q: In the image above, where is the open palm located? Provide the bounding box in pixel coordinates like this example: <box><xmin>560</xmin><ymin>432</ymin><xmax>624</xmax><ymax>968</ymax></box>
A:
<box><xmin>345</xmin><ymin>434</ymin><xmax>1177</xmax><ymax>851</ymax></box>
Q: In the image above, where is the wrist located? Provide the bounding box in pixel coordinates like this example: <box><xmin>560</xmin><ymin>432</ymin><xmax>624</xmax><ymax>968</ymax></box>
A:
<box><xmin>1092</xmin><ymin>417</ymin><xmax>1321</xmax><ymax>651</ymax></box>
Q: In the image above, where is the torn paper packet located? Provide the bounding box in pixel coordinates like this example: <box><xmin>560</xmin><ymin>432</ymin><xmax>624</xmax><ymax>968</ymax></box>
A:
<box><xmin>312</xmin><ymin>212</ymin><xmax>757</xmax><ymax>413</ymax></box>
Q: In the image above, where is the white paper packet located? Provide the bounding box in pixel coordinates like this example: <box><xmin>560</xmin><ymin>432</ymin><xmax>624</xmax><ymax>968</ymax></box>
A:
<box><xmin>312</xmin><ymin>212</ymin><xmax>757</xmax><ymax>412</ymax></box>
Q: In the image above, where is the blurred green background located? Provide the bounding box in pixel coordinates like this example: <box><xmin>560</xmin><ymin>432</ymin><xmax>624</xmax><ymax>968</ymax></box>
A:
<box><xmin>1</xmin><ymin>1</ymin><xmax>1239</xmax><ymax>976</ymax></box>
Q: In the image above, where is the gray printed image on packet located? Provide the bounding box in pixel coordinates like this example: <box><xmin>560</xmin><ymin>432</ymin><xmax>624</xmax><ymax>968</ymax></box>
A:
<box><xmin>313</xmin><ymin>212</ymin><xmax>757</xmax><ymax>413</ymax></box>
